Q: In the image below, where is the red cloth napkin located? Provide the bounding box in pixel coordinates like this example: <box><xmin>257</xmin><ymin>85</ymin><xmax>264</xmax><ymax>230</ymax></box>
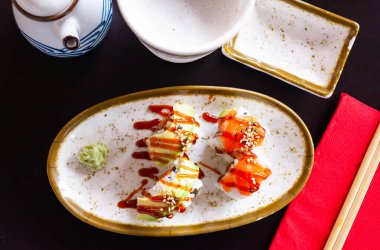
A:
<box><xmin>270</xmin><ymin>93</ymin><xmax>380</xmax><ymax>250</ymax></box>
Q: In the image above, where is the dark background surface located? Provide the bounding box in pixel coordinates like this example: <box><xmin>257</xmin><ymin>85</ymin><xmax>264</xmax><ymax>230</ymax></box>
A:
<box><xmin>1</xmin><ymin>0</ymin><xmax>379</xmax><ymax>249</ymax></box>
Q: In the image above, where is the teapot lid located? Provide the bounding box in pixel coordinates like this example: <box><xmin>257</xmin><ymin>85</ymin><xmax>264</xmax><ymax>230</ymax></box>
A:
<box><xmin>13</xmin><ymin>0</ymin><xmax>78</xmax><ymax>21</ymax></box>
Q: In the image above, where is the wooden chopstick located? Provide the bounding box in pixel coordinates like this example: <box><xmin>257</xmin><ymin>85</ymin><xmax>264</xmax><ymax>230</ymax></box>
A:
<box><xmin>324</xmin><ymin>123</ymin><xmax>380</xmax><ymax>250</ymax></box>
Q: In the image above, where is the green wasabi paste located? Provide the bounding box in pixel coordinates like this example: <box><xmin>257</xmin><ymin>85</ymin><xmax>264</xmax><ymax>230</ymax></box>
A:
<box><xmin>78</xmin><ymin>142</ymin><xmax>109</xmax><ymax>171</ymax></box>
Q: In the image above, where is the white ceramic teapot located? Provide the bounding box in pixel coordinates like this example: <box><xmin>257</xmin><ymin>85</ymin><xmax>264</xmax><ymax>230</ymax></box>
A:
<box><xmin>12</xmin><ymin>0</ymin><xmax>113</xmax><ymax>57</ymax></box>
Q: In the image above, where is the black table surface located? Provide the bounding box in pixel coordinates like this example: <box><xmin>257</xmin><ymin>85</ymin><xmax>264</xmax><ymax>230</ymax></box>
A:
<box><xmin>1</xmin><ymin>0</ymin><xmax>379</xmax><ymax>249</ymax></box>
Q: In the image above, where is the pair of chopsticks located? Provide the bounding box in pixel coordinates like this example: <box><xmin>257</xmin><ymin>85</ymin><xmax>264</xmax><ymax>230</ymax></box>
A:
<box><xmin>324</xmin><ymin>123</ymin><xmax>380</xmax><ymax>250</ymax></box>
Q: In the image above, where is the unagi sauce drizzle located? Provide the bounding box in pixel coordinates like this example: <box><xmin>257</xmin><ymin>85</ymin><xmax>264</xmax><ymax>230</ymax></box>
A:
<box><xmin>148</xmin><ymin>137</ymin><xmax>182</xmax><ymax>151</ymax></box>
<box><xmin>202</xmin><ymin>112</ymin><xmax>218</xmax><ymax>123</ymax></box>
<box><xmin>148</xmin><ymin>105</ymin><xmax>173</xmax><ymax>117</ymax></box>
<box><xmin>198</xmin><ymin>168</ymin><xmax>205</xmax><ymax>179</ymax></box>
<box><xmin>133</xmin><ymin>118</ymin><xmax>161</xmax><ymax>131</ymax></box>
<box><xmin>198</xmin><ymin>161</ymin><xmax>222</xmax><ymax>176</ymax></box>
<box><xmin>118</xmin><ymin>179</ymin><xmax>148</xmax><ymax>209</ymax></box>
<box><xmin>138</xmin><ymin>167</ymin><xmax>159</xmax><ymax>181</ymax></box>
<box><xmin>173</xmin><ymin>110</ymin><xmax>200</xmax><ymax>127</ymax></box>
<box><xmin>132</xmin><ymin>151</ymin><xmax>151</xmax><ymax>161</ymax></box>
<box><xmin>136</xmin><ymin>138</ymin><xmax>148</xmax><ymax>147</ymax></box>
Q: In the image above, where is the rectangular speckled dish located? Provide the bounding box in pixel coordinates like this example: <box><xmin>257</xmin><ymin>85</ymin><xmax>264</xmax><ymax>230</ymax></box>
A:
<box><xmin>222</xmin><ymin>0</ymin><xmax>359</xmax><ymax>98</ymax></box>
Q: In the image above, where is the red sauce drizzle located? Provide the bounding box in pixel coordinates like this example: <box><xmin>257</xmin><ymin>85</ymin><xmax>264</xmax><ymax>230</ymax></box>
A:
<box><xmin>148</xmin><ymin>137</ymin><xmax>182</xmax><ymax>151</ymax></box>
<box><xmin>138</xmin><ymin>167</ymin><xmax>159</xmax><ymax>181</ymax></box>
<box><xmin>198</xmin><ymin>168</ymin><xmax>205</xmax><ymax>179</ymax></box>
<box><xmin>176</xmin><ymin>205</ymin><xmax>187</xmax><ymax>213</ymax></box>
<box><xmin>133</xmin><ymin>118</ymin><xmax>161</xmax><ymax>131</ymax></box>
<box><xmin>159</xmin><ymin>178</ymin><xmax>192</xmax><ymax>192</ymax></box>
<box><xmin>149</xmin><ymin>153</ymin><xmax>176</xmax><ymax>163</ymax></box>
<box><xmin>118</xmin><ymin>179</ymin><xmax>149</xmax><ymax>208</ymax></box>
<box><xmin>141</xmin><ymin>190</ymin><xmax>193</xmax><ymax>203</ymax></box>
<box><xmin>137</xmin><ymin>206</ymin><xmax>168</xmax><ymax>218</ymax></box>
<box><xmin>198</xmin><ymin>161</ymin><xmax>222</xmax><ymax>176</ymax></box>
<box><xmin>148</xmin><ymin>105</ymin><xmax>173</xmax><ymax>117</ymax></box>
<box><xmin>118</xmin><ymin>199</ymin><xmax>137</xmax><ymax>209</ymax></box>
<box><xmin>137</xmin><ymin>191</ymin><xmax>170</xmax><ymax>219</ymax></box>
<box><xmin>141</xmin><ymin>190</ymin><xmax>165</xmax><ymax>202</ymax></box>
<box><xmin>132</xmin><ymin>151</ymin><xmax>151</xmax><ymax>161</ymax></box>
<box><xmin>202</xmin><ymin>112</ymin><xmax>218</xmax><ymax>123</ymax></box>
<box><xmin>136</xmin><ymin>138</ymin><xmax>148</xmax><ymax>147</ymax></box>
<box><xmin>173</xmin><ymin>110</ymin><xmax>200</xmax><ymax>127</ymax></box>
<box><xmin>183</xmin><ymin>153</ymin><xmax>189</xmax><ymax>159</ymax></box>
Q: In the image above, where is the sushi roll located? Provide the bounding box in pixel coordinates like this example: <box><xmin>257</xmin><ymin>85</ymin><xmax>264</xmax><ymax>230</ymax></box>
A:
<box><xmin>207</xmin><ymin>107</ymin><xmax>271</xmax><ymax>198</ymax></box>
<box><xmin>218</xmin><ymin>154</ymin><xmax>271</xmax><ymax>198</ymax></box>
<box><xmin>136</xmin><ymin>155</ymin><xmax>203</xmax><ymax>221</ymax></box>
<box><xmin>208</xmin><ymin>107</ymin><xmax>266</xmax><ymax>159</ymax></box>
<box><xmin>146</xmin><ymin>102</ymin><xmax>199</xmax><ymax>166</ymax></box>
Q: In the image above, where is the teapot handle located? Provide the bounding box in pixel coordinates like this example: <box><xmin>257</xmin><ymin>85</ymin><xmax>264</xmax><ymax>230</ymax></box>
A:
<box><xmin>57</xmin><ymin>17</ymin><xmax>80</xmax><ymax>50</ymax></box>
<box><xmin>12</xmin><ymin>0</ymin><xmax>79</xmax><ymax>22</ymax></box>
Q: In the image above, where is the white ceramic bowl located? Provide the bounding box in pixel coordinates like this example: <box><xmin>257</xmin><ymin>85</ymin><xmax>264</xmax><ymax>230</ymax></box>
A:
<box><xmin>117</xmin><ymin>0</ymin><xmax>254</xmax><ymax>63</ymax></box>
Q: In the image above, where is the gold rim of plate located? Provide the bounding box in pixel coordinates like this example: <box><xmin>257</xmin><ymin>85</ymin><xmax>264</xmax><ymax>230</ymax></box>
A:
<box><xmin>47</xmin><ymin>86</ymin><xmax>314</xmax><ymax>236</ymax></box>
<box><xmin>222</xmin><ymin>0</ymin><xmax>359</xmax><ymax>98</ymax></box>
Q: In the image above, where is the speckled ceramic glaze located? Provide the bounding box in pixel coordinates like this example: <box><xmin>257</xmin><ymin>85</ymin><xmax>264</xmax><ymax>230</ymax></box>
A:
<box><xmin>48</xmin><ymin>86</ymin><xmax>314</xmax><ymax>236</ymax></box>
<box><xmin>223</xmin><ymin>0</ymin><xmax>359</xmax><ymax>98</ymax></box>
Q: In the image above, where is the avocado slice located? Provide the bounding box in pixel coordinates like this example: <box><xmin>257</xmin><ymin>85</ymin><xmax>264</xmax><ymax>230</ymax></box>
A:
<box><xmin>219</xmin><ymin>107</ymin><xmax>251</xmax><ymax>118</ymax></box>
<box><xmin>136</xmin><ymin>197</ymin><xmax>169</xmax><ymax>221</ymax></box>
<box><xmin>137</xmin><ymin>213</ymin><xmax>159</xmax><ymax>221</ymax></box>
<box><xmin>219</xmin><ymin>108</ymin><xmax>235</xmax><ymax>118</ymax></box>
<box><xmin>170</xmin><ymin>102</ymin><xmax>196</xmax><ymax>133</ymax></box>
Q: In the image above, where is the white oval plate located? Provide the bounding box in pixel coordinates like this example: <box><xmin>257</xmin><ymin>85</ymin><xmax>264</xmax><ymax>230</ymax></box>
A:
<box><xmin>48</xmin><ymin>86</ymin><xmax>314</xmax><ymax>236</ymax></box>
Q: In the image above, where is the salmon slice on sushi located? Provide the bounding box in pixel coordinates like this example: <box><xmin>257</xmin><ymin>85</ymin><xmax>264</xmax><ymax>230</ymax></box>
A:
<box><xmin>218</xmin><ymin>154</ymin><xmax>271</xmax><ymax>199</ymax></box>
<box><xmin>208</xmin><ymin>107</ymin><xmax>266</xmax><ymax>159</ymax></box>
